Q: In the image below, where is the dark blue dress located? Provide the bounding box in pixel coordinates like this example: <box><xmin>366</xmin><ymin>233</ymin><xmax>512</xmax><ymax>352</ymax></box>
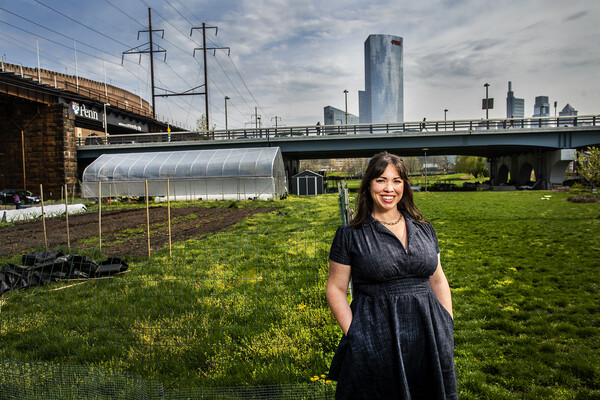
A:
<box><xmin>328</xmin><ymin>214</ymin><xmax>458</xmax><ymax>399</ymax></box>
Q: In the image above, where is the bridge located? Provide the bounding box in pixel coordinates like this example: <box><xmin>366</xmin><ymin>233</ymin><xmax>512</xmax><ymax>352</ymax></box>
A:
<box><xmin>77</xmin><ymin>115</ymin><xmax>600</xmax><ymax>189</ymax></box>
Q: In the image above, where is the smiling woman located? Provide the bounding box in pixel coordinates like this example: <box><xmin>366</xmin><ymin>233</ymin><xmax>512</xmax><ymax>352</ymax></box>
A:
<box><xmin>326</xmin><ymin>151</ymin><xmax>457</xmax><ymax>399</ymax></box>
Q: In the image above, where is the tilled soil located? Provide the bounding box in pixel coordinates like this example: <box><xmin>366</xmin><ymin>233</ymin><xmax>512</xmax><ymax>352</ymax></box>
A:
<box><xmin>0</xmin><ymin>206</ymin><xmax>276</xmax><ymax>258</ymax></box>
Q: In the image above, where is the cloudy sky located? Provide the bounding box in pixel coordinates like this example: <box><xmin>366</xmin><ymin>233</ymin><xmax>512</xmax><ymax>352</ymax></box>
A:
<box><xmin>1</xmin><ymin>0</ymin><xmax>599</xmax><ymax>130</ymax></box>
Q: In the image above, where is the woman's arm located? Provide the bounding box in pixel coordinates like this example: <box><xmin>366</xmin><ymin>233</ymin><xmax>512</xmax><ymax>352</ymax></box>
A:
<box><xmin>326</xmin><ymin>260</ymin><xmax>353</xmax><ymax>335</ymax></box>
<box><xmin>430</xmin><ymin>254</ymin><xmax>453</xmax><ymax>319</ymax></box>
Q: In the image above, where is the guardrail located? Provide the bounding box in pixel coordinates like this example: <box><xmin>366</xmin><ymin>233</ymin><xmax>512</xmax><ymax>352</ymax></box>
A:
<box><xmin>76</xmin><ymin>115</ymin><xmax>600</xmax><ymax>146</ymax></box>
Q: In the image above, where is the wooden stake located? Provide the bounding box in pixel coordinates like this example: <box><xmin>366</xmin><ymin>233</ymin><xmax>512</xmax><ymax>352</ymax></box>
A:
<box><xmin>98</xmin><ymin>181</ymin><xmax>102</xmax><ymax>251</ymax></box>
<box><xmin>145</xmin><ymin>179</ymin><xmax>150</xmax><ymax>257</ymax></box>
<box><xmin>64</xmin><ymin>183</ymin><xmax>70</xmax><ymax>252</ymax></box>
<box><xmin>40</xmin><ymin>184</ymin><xmax>47</xmax><ymax>250</ymax></box>
<box><xmin>167</xmin><ymin>179</ymin><xmax>172</xmax><ymax>258</ymax></box>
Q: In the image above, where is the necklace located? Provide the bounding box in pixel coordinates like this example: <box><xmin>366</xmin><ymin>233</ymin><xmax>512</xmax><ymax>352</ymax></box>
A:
<box><xmin>373</xmin><ymin>214</ymin><xmax>403</xmax><ymax>225</ymax></box>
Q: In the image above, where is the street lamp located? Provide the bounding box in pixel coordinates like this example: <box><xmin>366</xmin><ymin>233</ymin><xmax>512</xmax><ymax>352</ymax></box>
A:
<box><xmin>343</xmin><ymin>89</ymin><xmax>349</xmax><ymax>134</ymax></box>
<box><xmin>484</xmin><ymin>83</ymin><xmax>490</xmax><ymax>119</ymax></box>
<box><xmin>224</xmin><ymin>96</ymin><xmax>230</xmax><ymax>133</ymax></box>
<box><xmin>444</xmin><ymin>109</ymin><xmax>448</xmax><ymax>131</ymax></box>
<box><xmin>103</xmin><ymin>103</ymin><xmax>110</xmax><ymax>136</ymax></box>
<box><xmin>422</xmin><ymin>148</ymin><xmax>429</xmax><ymax>193</ymax></box>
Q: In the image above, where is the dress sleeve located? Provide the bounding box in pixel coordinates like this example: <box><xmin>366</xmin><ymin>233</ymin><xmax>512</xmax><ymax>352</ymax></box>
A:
<box><xmin>329</xmin><ymin>225</ymin><xmax>352</xmax><ymax>265</ymax></box>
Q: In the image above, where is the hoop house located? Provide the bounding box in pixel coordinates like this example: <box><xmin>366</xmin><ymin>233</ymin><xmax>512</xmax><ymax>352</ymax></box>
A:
<box><xmin>81</xmin><ymin>147</ymin><xmax>287</xmax><ymax>201</ymax></box>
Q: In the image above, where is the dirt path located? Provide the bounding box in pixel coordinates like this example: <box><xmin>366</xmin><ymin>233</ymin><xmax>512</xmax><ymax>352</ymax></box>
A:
<box><xmin>0</xmin><ymin>206</ymin><xmax>276</xmax><ymax>258</ymax></box>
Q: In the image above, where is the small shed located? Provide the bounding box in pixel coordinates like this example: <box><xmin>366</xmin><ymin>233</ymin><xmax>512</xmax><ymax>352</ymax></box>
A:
<box><xmin>291</xmin><ymin>170</ymin><xmax>324</xmax><ymax>196</ymax></box>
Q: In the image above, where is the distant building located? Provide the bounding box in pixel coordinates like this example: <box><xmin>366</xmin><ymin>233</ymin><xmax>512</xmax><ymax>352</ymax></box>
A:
<box><xmin>359</xmin><ymin>34</ymin><xmax>404</xmax><ymax>124</ymax></box>
<box><xmin>559</xmin><ymin>103</ymin><xmax>578</xmax><ymax>117</ymax></box>
<box><xmin>324</xmin><ymin>106</ymin><xmax>359</xmax><ymax>125</ymax></box>
<box><xmin>506</xmin><ymin>81</ymin><xmax>524</xmax><ymax>118</ymax></box>
<box><xmin>533</xmin><ymin>96</ymin><xmax>550</xmax><ymax>117</ymax></box>
<box><xmin>558</xmin><ymin>103</ymin><xmax>578</xmax><ymax>126</ymax></box>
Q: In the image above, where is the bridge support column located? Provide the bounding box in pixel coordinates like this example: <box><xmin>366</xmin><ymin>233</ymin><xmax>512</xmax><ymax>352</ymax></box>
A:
<box><xmin>489</xmin><ymin>149</ymin><xmax>575</xmax><ymax>189</ymax></box>
<box><xmin>0</xmin><ymin>102</ymin><xmax>78</xmax><ymax>199</ymax></box>
<box><xmin>282</xmin><ymin>157</ymin><xmax>300</xmax><ymax>191</ymax></box>
<box><xmin>542</xmin><ymin>149</ymin><xmax>576</xmax><ymax>189</ymax></box>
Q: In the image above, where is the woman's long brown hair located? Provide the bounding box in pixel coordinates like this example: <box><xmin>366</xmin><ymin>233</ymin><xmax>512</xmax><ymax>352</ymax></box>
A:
<box><xmin>350</xmin><ymin>151</ymin><xmax>425</xmax><ymax>227</ymax></box>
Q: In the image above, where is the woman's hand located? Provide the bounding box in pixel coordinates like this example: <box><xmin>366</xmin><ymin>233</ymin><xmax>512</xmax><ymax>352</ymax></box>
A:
<box><xmin>326</xmin><ymin>260</ymin><xmax>353</xmax><ymax>335</ymax></box>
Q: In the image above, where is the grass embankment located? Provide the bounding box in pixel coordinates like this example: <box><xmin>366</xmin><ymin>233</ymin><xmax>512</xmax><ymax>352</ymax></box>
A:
<box><xmin>1</xmin><ymin>191</ymin><xmax>599</xmax><ymax>399</ymax></box>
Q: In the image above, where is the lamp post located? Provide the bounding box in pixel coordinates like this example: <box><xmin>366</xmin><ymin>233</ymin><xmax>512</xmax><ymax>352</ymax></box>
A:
<box><xmin>103</xmin><ymin>103</ymin><xmax>110</xmax><ymax>136</ymax></box>
<box><xmin>444</xmin><ymin>109</ymin><xmax>448</xmax><ymax>130</ymax></box>
<box><xmin>484</xmin><ymin>83</ymin><xmax>490</xmax><ymax>119</ymax></box>
<box><xmin>422</xmin><ymin>148</ymin><xmax>429</xmax><ymax>193</ymax></box>
<box><xmin>224</xmin><ymin>96</ymin><xmax>230</xmax><ymax>134</ymax></box>
<box><xmin>343</xmin><ymin>89</ymin><xmax>349</xmax><ymax>134</ymax></box>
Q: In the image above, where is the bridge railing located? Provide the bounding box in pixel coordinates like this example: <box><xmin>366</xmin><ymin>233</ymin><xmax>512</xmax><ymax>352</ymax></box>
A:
<box><xmin>76</xmin><ymin>115</ymin><xmax>599</xmax><ymax>146</ymax></box>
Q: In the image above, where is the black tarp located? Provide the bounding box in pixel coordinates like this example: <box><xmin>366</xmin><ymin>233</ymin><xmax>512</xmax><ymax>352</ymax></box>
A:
<box><xmin>0</xmin><ymin>251</ymin><xmax>128</xmax><ymax>295</ymax></box>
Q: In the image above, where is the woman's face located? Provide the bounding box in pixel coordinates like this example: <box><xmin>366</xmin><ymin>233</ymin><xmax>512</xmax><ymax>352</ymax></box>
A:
<box><xmin>369</xmin><ymin>163</ymin><xmax>404</xmax><ymax>214</ymax></box>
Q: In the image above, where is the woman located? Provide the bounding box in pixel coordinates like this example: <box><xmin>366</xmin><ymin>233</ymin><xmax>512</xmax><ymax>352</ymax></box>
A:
<box><xmin>326</xmin><ymin>152</ymin><xmax>457</xmax><ymax>399</ymax></box>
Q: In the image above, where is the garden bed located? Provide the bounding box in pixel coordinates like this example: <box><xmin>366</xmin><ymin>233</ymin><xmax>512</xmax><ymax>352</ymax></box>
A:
<box><xmin>0</xmin><ymin>205</ymin><xmax>276</xmax><ymax>258</ymax></box>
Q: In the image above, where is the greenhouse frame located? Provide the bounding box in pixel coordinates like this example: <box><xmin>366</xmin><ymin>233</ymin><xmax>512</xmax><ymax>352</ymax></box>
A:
<box><xmin>81</xmin><ymin>147</ymin><xmax>288</xmax><ymax>201</ymax></box>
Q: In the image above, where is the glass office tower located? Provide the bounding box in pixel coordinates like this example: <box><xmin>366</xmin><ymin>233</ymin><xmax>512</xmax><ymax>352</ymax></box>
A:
<box><xmin>533</xmin><ymin>96</ymin><xmax>550</xmax><ymax>117</ymax></box>
<box><xmin>359</xmin><ymin>34</ymin><xmax>404</xmax><ymax>124</ymax></box>
<box><xmin>506</xmin><ymin>81</ymin><xmax>524</xmax><ymax>118</ymax></box>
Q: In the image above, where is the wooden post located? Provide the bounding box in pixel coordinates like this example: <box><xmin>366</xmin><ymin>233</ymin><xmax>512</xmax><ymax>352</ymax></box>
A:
<box><xmin>40</xmin><ymin>184</ymin><xmax>48</xmax><ymax>250</ymax></box>
<box><xmin>64</xmin><ymin>184</ymin><xmax>71</xmax><ymax>252</ymax></box>
<box><xmin>167</xmin><ymin>179</ymin><xmax>172</xmax><ymax>257</ymax></box>
<box><xmin>145</xmin><ymin>179</ymin><xmax>150</xmax><ymax>257</ymax></box>
<box><xmin>98</xmin><ymin>181</ymin><xmax>102</xmax><ymax>251</ymax></box>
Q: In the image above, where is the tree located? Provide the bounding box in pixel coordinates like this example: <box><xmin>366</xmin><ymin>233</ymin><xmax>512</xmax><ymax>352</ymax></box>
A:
<box><xmin>195</xmin><ymin>115</ymin><xmax>216</xmax><ymax>133</ymax></box>
<box><xmin>576</xmin><ymin>146</ymin><xmax>600</xmax><ymax>189</ymax></box>
<box><xmin>454</xmin><ymin>156</ymin><xmax>489</xmax><ymax>178</ymax></box>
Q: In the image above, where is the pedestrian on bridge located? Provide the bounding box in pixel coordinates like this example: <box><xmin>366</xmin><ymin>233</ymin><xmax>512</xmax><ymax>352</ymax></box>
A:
<box><xmin>326</xmin><ymin>151</ymin><xmax>457</xmax><ymax>399</ymax></box>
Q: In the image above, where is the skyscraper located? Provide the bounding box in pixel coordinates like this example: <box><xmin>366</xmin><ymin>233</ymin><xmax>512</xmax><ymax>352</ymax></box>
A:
<box><xmin>323</xmin><ymin>106</ymin><xmax>359</xmax><ymax>126</ymax></box>
<box><xmin>506</xmin><ymin>81</ymin><xmax>524</xmax><ymax>118</ymax></box>
<box><xmin>533</xmin><ymin>96</ymin><xmax>550</xmax><ymax>117</ymax></box>
<box><xmin>359</xmin><ymin>34</ymin><xmax>404</xmax><ymax>124</ymax></box>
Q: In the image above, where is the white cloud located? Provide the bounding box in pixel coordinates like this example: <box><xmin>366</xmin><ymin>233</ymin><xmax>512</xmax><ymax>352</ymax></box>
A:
<box><xmin>0</xmin><ymin>0</ymin><xmax>599</xmax><ymax>127</ymax></box>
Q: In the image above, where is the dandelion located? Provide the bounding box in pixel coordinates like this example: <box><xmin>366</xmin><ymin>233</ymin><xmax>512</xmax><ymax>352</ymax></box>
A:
<box><xmin>310</xmin><ymin>376</ymin><xmax>319</xmax><ymax>382</ymax></box>
<box><xmin>298</xmin><ymin>304</ymin><xmax>307</xmax><ymax>310</ymax></box>
<box><xmin>326</xmin><ymin>380</ymin><xmax>332</xmax><ymax>384</ymax></box>
<box><xmin>321</xmin><ymin>374</ymin><xmax>326</xmax><ymax>379</ymax></box>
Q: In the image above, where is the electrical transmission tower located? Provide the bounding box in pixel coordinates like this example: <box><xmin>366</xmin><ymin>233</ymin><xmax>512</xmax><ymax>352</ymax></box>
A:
<box><xmin>122</xmin><ymin>8</ymin><xmax>165</xmax><ymax>118</ymax></box>
<box><xmin>191</xmin><ymin>23</ymin><xmax>230</xmax><ymax>130</ymax></box>
<box><xmin>123</xmin><ymin>9</ymin><xmax>230</xmax><ymax>130</ymax></box>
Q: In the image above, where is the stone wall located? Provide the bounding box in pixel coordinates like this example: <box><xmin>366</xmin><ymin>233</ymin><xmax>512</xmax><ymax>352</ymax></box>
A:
<box><xmin>0</xmin><ymin>100</ymin><xmax>78</xmax><ymax>199</ymax></box>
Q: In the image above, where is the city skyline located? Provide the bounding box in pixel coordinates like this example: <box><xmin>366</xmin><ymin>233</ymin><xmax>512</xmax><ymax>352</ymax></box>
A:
<box><xmin>0</xmin><ymin>0</ymin><xmax>599</xmax><ymax>130</ymax></box>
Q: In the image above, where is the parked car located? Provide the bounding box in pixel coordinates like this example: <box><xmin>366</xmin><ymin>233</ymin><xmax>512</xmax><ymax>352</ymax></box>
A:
<box><xmin>0</xmin><ymin>189</ymin><xmax>41</xmax><ymax>205</ymax></box>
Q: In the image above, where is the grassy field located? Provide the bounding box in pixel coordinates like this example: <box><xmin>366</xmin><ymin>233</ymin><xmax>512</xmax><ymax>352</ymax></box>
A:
<box><xmin>337</xmin><ymin>172</ymin><xmax>486</xmax><ymax>191</ymax></box>
<box><xmin>1</xmin><ymin>191</ymin><xmax>599</xmax><ymax>399</ymax></box>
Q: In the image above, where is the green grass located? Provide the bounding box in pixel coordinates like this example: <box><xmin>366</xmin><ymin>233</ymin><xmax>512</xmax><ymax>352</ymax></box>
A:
<box><xmin>1</xmin><ymin>191</ymin><xmax>599</xmax><ymax>399</ymax></box>
<box><xmin>332</xmin><ymin>172</ymin><xmax>487</xmax><ymax>191</ymax></box>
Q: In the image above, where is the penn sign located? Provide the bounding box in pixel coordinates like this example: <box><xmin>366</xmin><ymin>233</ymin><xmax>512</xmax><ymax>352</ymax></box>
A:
<box><xmin>71</xmin><ymin>101</ymin><xmax>100</xmax><ymax>121</ymax></box>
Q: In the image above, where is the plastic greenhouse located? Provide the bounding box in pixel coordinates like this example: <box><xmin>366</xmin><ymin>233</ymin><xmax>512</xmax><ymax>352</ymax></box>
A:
<box><xmin>81</xmin><ymin>147</ymin><xmax>288</xmax><ymax>201</ymax></box>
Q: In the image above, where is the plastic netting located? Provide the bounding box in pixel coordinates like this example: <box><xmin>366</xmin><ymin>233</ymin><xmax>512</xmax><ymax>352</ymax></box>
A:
<box><xmin>0</xmin><ymin>359</ymin><xmax>335</xmax><ymax>399</ymax></box>
<box><xmin>0</xmin><ymin>224</ymin><xmax>339</xmax><ymax>399</ymax></box>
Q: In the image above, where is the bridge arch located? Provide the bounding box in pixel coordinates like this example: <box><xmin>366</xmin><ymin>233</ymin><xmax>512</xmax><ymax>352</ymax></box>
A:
<box><xmin>497</xmin><ymin>165</ymin><xmax>510</xmax><ymax>184</ymax></box>
<box><xmin>518</xmin><ymin>163</ymin><xmax>535</xmax><ymax>185</ymax></box>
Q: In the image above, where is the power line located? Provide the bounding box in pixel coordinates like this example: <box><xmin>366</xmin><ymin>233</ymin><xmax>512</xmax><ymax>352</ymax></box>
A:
<box><xmin>33</xmin><ymin>0</ymin><xmax>133</xmax><ymax>49</ymax></box>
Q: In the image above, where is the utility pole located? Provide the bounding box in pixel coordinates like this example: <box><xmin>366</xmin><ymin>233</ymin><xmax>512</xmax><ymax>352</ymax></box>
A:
<box><xmin>271</xmin><ymin>116</ymin><xmax>281</xmax><ymax>128</ymax></box>
<box><xmin>122</xmin><ymin>8</ymin><xmax>166</xmax><ymax>119</ymax></box>
<box><xmin>191</xmin><ymin>23</ymin><xmax>230</xmax><ymax>131</ymax></box>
